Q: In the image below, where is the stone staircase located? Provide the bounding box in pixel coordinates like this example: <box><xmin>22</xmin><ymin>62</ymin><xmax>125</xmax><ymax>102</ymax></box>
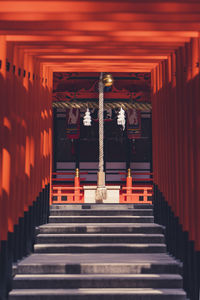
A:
<box><xmin>9</xmin><ymin>204</ymin><xmax>187</xmax><ymax>299</ymax></box>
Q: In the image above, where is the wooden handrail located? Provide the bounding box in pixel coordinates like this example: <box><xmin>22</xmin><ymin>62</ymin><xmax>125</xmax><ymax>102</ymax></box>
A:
<box><xmin>119</xmin><ymin>171</ymin><xmax>153</xmax><ymax>175</ymax></box>
<box><xmin>53</xmin><ymin>187</ymin><xmax>83</xmax><ymax>190</ymax></box>
<box><xmin>122</xmin><ymin>186</ymin><xmax>153</xmax><ymax>190</ymax></box>
<box><xmin>52</xmin><ymin>178</ymin><xmax>86</xmax><ymax>181</ymax></box>
<box><xmin>52</xmin><ymin>172</ymin><xmax>89</xmax><ymax>175</ymax></box>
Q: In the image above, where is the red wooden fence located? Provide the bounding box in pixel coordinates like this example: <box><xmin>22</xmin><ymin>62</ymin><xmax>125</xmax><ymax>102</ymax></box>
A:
<box><xmin>52</xmin><ymin>171</ymin><xmax>153</xmax><ymax>204</ymax></box>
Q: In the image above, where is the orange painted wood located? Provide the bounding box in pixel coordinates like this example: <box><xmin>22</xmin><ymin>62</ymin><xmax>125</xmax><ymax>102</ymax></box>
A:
<box><xmin>0</xmin><ymin>36</ymin><xmax>9</xmax><ymax>241</ymax></box>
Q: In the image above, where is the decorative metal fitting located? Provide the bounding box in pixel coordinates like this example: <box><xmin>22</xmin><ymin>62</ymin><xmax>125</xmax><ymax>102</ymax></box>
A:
<box><xmin>75</xmin><ymin>168</ymin><xmax>79</xmax><ymax>178</ymax></box>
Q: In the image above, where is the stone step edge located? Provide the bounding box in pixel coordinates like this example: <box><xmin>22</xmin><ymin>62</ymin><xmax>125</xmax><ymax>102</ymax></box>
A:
<box><xmin>36</xmin><ymin>233</ymin><xmax>165</xmax><ymax>237</ymax></box>
<box><xmin>9</xmin><ymin>288</ymin><xmax>186</xmax><ymax>296</ymax></box>
<box><xmin>13</xmin><ymin>274</ymin><xmax>183</xmax><ymax>279</ymax></box>
<box><xmin>14</xmin><ymin>262</ymin><xmax>182</xmax><ymax>275</ymax></box>
<box><xmin>40</xmin><ymin>223</ymin><xmax>162</xmax><ymax>226</ymax></box>
<box><xmin>49</xmin><ymin>216</ymin><xmax>154</xmax><ymax>218</ymax></box>
<box><xmin>50</xmin><ymin>208</ymin><xmax>153</xmax><ymax>213</ymax></box>
<box><xmin>51</xmin><ymin>204</ymin><xmax>153</xmax><ymax>207</ymax></box>
<box><xmin>34</xmin><ymin>243</ymin><xmax>166</xmax><ymax>247</ymax></box>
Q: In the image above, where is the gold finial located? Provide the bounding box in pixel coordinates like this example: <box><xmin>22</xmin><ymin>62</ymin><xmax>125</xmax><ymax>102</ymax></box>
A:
<box><xmin>127</xmin><ymin>168</ymin><xmax>131</xmax><ymax>178</ymax></box>
<box><xmin>102</xmin><ymin>73</ymin><xmax>114</xmax><ymax>87</ymax></box>
<box><xmin>75</xmin><ymin>168</ymin><xmax>79</xmax><ymax>177</ymax></box>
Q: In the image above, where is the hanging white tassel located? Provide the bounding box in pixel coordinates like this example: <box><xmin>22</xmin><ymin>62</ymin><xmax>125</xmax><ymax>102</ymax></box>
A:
<box><xmin>117</xmin><ymin>107</ymin><xmax>126</xmax><ymax>130</ymax></box>
<box><xmin>83</xmin><ymin>108</ymin><xmax>91</xmax><ymax>126</ymax></box>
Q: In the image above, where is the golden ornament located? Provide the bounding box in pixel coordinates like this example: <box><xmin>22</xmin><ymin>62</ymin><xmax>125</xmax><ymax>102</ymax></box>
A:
<box><xmin>75</xmin><ymin>168</ymin><xmax>79</xmax><ymax>178</ymax></box>
<box><xmin>102</xmin><ymin>73</ymin><xmax>114</xmax><ymax>87</ymax></box>
<box><xmin>127</xmin><ymin>168</ymin><xmax>132</xmax><ymax>178</ymax></box>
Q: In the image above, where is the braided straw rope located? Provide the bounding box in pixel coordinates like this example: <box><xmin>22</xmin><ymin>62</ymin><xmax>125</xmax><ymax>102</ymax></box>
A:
<box><xmin>95</xmin><ymin>72</ymin><xmax>107</xmax><ymax>201</ymax></box>
<box><xmin>52</xmin><ymin>101</ymin><xmax>152</xmax><ymax>111</ymax></box>
<box><xmin>99</xmin><ymin>73</ymin><xmax>104</xmax><ymax>173</ymax></box>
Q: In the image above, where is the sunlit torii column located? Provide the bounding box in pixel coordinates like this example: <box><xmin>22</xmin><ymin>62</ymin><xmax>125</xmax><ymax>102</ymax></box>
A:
<box><xmin>95</xmin><ymin>72</ymin><xmax>113</xmax><ymax>203</ymax></box>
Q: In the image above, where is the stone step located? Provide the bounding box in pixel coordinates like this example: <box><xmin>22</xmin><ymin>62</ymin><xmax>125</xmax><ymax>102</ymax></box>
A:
<box><xmin>50</xmin><ymin>209</ymin><xmax>153</xmax><ymax>216</ymax></box>
<box><xmin>13</xmin><ymin>274</ymin><xmax>183</xmax><ymax>289</ymax></box>
<box><xmin>15</xmin><ymin>254</ymin><xmax>182</xmax><ymax>275</ymax></box>
<box><xmin>49</xmin><ymin>216</ymin><xmax>154</xmax><ymax>223</ymax></box>
<box><xmin>39</xmin><ymin>223</ymin><xmax>164</xmax><ymax>234</ymax></box>
<box><xmin>36</xmin><ymin>233</ymin><xmax>165</xmax><ymax>244</ymax></box>
<box><xmin>9</xmin><ymin>288</ymin><xmax>187</xmax><ymax>300</ymax></box>
<box><xmin>9</xmin><ymin>201</ymin><xmax>187</xmax><ymax>299</ymax></box>
<box><xmin>17</xmin><ymin>261</ymin><xmax>182</xmax><ymax>275</ymax></box>
<box><xmin>34</xmin><ymin>243</ymin><xmax>166</xmax><ymax>253</ymax></box>
<box><xmin>51</xmin><ymin>204</ymin><xmax>153</xmax><ymax>210</ymax></box>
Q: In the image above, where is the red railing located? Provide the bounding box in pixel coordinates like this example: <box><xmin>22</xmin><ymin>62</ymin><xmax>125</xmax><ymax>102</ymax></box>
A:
<box><xmin>120</xmin><ymin>186</ymin><xmax>153</xmax><ymax>203</ymax></box>
<box><xmin>120</xmin><ymin>172</ymin><xmax>153</xmax><ymax>204</ymax></box>
<box><xmin>52</xmin><ymin>170</ymin><xmax>153</xmax><ymax>204</ymax></box>
<box><xmin>52</xmin><ymin>171</ymin><xmax>86</xmax><ymax>204</ymax></box>
<box><xmin>119</xmin><ymin>171</ymin><xmax>153</xmax><ymax>182</ymax></box>
<box><xmin>52</xmin><ymin>186</ymin><xmax>84</xmax><ymax>203</ymax></box>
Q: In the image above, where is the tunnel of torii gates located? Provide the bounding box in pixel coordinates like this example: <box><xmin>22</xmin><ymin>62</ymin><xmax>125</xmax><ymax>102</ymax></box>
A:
<box><xmin>1</xmin><ymin>0</ymin><xmax>200</xmax><ymax>299</ymax></box>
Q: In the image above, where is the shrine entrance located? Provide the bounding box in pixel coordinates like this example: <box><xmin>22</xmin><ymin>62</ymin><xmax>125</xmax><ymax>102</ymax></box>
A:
<box><xmin>51</xmin><ymin>72</ymin><xmax>153</xmax><ymax>204</ymax></box>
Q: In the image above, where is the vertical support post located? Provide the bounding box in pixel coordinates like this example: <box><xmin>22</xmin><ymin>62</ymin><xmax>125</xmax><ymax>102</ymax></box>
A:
<box><xmin>75</xmin><ymin>139</ymin><xmax>80</xmax><ymax>170</ymax></box>
<box><xmin>126</xmin><ymin>137</ymin><xmax>131</xmax><ymax>170</ymax></box>
<box><xmin>74</xmin><ymin>168</ymin><xmax>80</xmax><ymax>203</ymax></box>
<box><xmin>126</xmin><ymin>168</ymin><xmax>132</xmax><ymax>202</ymax></box>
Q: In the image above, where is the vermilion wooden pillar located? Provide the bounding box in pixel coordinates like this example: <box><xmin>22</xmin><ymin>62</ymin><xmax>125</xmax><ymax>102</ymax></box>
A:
<box><xmin>0</xmin><ymin>37</ymin><xmax>53</xmax><ymax>249</ymax></box>
<box><xmin>152</xmin><ymin>40</ymin><xmax>200</xmax><ymax>299</ymax></box>
<box><xmin>176</xmin><ymin>47</ymin><xmax>185</xmax><ymax>223</ymax></box>
<box><xmin>195</xmin><ymin>37</ymin><xmax>200</xmax><ymax>252</ymax></box>
<box><xmin>0</xmin><ymin>36</ymin><xmax>8</xmax><ymax>242</ymax></box>
<box><xmin>189</xmin><ymin>38</ymin><xmax>199</xmax><ymax>244</ymax></box>
<box><xmin>178</xmin><ymin>45</ymin><xmax>186</xmax><ymax>233</ymax></box>
<box><xmin>162</xmin><ymin>60</ymin><xmax>167</xmax><ymax>201</ymax></box>
<box><xmin>151</xmin><ymin>68</ymin><xmax>157</xmax><ymax>185</ymax></box>
<box><xmin>171</xmin><ymin>51</ymin><xmax>177</xmax><ymax>216</ymax></box>
<box><xmin>6</xmin><ymin>42</ymin><xmax>15</xmax><ymax>235</ymax></box>
<box><xmin>156</xmin><ymin>65</ymin><xmax>161</xmax><ymax>189</ymax></box>
<box><xmin>184</xmin><ymin>41</ymin><xmax>192</xmax><ymax>237</ymax></box>
<box><xmin>165</xmin><ymin>58</ymin><xmax>171</xmax><ymax>209</ymax></box>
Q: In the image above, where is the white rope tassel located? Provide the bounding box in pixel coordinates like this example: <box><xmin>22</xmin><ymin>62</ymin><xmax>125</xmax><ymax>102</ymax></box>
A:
<box><xmin>96</xmin><ymin>72</ymin><xmax>107</xmax><ymax>201</ymax></box>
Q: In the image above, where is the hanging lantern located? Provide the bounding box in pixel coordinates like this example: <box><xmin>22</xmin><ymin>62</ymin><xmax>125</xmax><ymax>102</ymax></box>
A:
<box><xmin>102</xmin><ymin>73</ymin><xmax>114</xmax><ymax>87</ymax></box>
<box><xmin>83</xmin><ymin>108</ymin><xmax>92</xmax><ymax>126</ymax></box>
<box><xmin>117</xmin><ymin>107</ymin><xmax>126</xmax><ymax>130</ymax></box>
